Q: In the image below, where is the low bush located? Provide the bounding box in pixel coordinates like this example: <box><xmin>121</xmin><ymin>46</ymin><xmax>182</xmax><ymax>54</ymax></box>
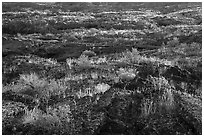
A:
<box><xmin>77</xmin><ymin>55</ymin><xmax>94</xmax><ymax>70</ymax></box>
<box><xmin>22</xmin><ymin>104</ymin><xmax>73</xmax><ymax>134</ymax></box>
<box><xmin>3</xmin><ymin>73</ymin><xmax>68</xmax><ymax>111</ymax></box>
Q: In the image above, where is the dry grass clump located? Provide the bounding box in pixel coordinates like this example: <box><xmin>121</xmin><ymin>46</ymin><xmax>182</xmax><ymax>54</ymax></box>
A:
<box><xmin>75</xmin><ymin>83</ymin><xmax>111</xmax><ymax>99</ymax></box>
<box><xmin>66</xmin><ymin>58</ymin><xmax>76</xmax><ymax>69</ymax></box>
<box><xmin>150</xmin><ymin>76</ymin><xmax>175</xmax><ymax>111</ymax></box>
<box><xmin>75</xmin><ymin>88</ymin><xmax>94</xmax><ymax>98</ymax></box>
<box><xmin>23</xmin><ymin>107</ymin><xmax>43</xmax><ymax>124</ymax></box>
<box><xmin>66</xmin><ymin>55</ymin><xmax>94</xmax><ymax>70</ymax></box>
<box><xmin>141</xmin><ymin>98</ymin><xmax>156</xmax><ymax>117</ymax></box>
<box><xmin>141</xmin><ymin>76</ymin><xmax>175</xmax><ymax>117</ymax></box>
<box><xmin>22</xmin><ymin>104</ymin><xmax>73</xmax><ymax>134</ymax></box>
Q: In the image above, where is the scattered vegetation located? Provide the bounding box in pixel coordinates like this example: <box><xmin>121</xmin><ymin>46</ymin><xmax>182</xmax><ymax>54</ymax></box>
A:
<box><xmin>2</xmin><ymin>2</ymin><xmax>202</xmax><ymax>135</ymax></box>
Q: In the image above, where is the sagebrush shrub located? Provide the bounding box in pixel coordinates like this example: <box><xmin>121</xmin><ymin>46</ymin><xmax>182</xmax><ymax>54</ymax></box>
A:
<box><xmin>23</xmin><ymin>107</ymin><xmax>43</xmax><ymax>124</ymax></box>
<box><xmin>4</xmin><ymin>73</ymin><xmax>68</xmax><ymax>110</ymax></box>
<box><xmin>18</xmin><ymin>73</ymin><xmax>50</xmax><ymax>100</ymax></box>
<box><xmin>19</xmin><ymin>73</ymin><xmax>48</xmax><ymax>90</ymax></box>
